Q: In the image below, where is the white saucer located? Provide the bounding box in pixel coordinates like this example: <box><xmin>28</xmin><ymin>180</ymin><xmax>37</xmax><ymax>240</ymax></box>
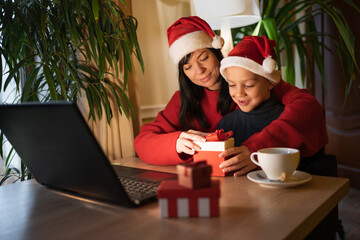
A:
<box><xmin>247</xmin><ymin>170</ymin><xmax>312</xmax><ymax>188</ymax></box>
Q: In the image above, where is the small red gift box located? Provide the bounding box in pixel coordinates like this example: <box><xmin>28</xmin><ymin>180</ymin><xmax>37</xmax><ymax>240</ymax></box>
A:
<box><xmin>157</xmin><ymin>180</ymin><xmax>220</xmax><ymax>218</ymax></box>
<box><xmin>193</xmin><ymin>130</ymin><xmax>234</xmax><ymax>177</ymax></box>
<box><xmin>176</xmin><ymin>161</ymin><xmax>212</xmax><ymax>189</ymax></box>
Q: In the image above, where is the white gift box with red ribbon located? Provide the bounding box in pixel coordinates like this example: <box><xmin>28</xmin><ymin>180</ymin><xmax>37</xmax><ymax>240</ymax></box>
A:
<box><xmin>157</xmin><ymin>180</ymin><xmax>220</xmax><ymax>218</ymax></box>
<box><xmin>194</xmin><ymin>130</ymin><xmax>234</xmax><ymax>176</ymax></box>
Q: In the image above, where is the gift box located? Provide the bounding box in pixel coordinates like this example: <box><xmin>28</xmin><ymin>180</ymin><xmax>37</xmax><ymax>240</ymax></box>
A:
<box><xmin>176</xmin><ymin>161</ymin><xmax>212</xmax><ymax>189</ymax></box>
<box><xmin>193</xmin><ymin>130</ymin><xmax>234</xmax><ymax>177</ymax></box>
<box><xmin>157</xmin><ymin>180</ymin><xmax>220</xmax><ymax>218</ymax></box>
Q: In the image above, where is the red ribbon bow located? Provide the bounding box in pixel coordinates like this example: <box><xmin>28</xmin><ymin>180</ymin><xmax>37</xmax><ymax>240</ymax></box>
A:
<box><xmin>205</xmin><ymin>129</ymin><xmax>233</xmax><ymax>141</ymax></box>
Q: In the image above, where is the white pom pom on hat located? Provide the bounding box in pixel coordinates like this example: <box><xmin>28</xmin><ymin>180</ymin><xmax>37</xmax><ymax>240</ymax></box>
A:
<box><xmin>263</xmin><ymin>56</ymin><xmax>277</xmax><ymax>73</ymax></box>
<box><xmin>212</xmin><ymin>35</ymin><xmax>224</xmax><ymax>49</ymax></box>
<box><xmin>220</xmin><ymin>35</ymin><xmax>281</xmax><ymax>85</ymax></box>
<box><xmin>167</xmin><ymin>16</ymin><xmax>224</xmax><ymax>65</ymax></box>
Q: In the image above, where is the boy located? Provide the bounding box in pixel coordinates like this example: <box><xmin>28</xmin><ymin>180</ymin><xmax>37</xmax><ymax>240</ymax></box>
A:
<box><xmin>217</xmin><ymin>35</ymin><xmax>284</xmax><ymax>147</ymax></box>
<box><xmin>217</xmin><ymin>36</ymin><xmax>332</xmax><ymax>178</ymax></box>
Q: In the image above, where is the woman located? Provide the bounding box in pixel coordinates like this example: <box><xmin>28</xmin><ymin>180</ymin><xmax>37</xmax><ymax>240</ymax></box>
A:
<box><xmin>134</xmin><ymin>16</ymin><xmax>328</xmax><ymax>176</ymax></box>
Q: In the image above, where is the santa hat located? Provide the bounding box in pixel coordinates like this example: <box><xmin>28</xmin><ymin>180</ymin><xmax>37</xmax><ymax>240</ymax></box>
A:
<box><xmin>167</xmin><ymin>16</ymin><xmax>224</xmax><ymax>65</ymax></box>
<box><xmin>220</xmin><ymin>36</ymin><xmax>281</xmax><ymax>84</ymax></box>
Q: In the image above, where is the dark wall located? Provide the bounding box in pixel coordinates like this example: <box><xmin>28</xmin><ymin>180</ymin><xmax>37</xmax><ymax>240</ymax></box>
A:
<box><xmin>319</xmin><ymin>1</ymin><xmax>360</xmax><ymax>189</ymax></box>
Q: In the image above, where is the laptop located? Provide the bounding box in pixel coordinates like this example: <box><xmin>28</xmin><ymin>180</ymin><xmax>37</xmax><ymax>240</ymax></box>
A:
<box><xmin>0</xmin><ymin>101</ymin><xmax>177</xmax><ymax>208</ymax></box>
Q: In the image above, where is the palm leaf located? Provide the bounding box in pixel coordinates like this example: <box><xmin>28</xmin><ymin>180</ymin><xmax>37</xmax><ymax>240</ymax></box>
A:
<box><xmin>291</xmin><ymin>31</ymin><xmax>309</xmax><ymax>85</ymax></box>
<box><xmin>0</xmin><ymin>47</ymin><xmax>3</xmax><ymax>90</ymax></box>
<box><xmin>306</xmin><ymin>20</ymin><xmax>326</xmax><ymax>91</ymax></box>
<box><xmin>21</xmin><ymin>67</ymin><xmax>41</xmax><ymax>101</ymax></box>
<box><xmin>281</xmin><ymin>31</ymin><xmax>295</xmax><ymax>85</ymax></box>
<box><xmin>316</xmin><ymin>2</ymin><xmax>358</xmax><ymax>72</ymax></box>
<box><xmin>0</xmin><ymin>131</ymin><xmax>3</xmax><ymax>159</ymax></box>
<box><xmin>0</xmin><ymin>174</ymin><xmax>14</xmax><ymax>186</ymax></box>
<box><xmin>92</xmin><ymin>0</ymin><xmax>100</xmax><ymax>21</ymax></box>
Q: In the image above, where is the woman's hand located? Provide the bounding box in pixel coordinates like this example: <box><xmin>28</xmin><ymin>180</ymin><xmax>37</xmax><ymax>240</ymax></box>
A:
<box><xmin>176</xmin><ymin>130</ymin><xmax>208</xmax><ymax>155</ymax></box>
<box><xmin>218</xmin><ymin>145</ymin><xmax>257</xmax><ymax>177</ymax></box>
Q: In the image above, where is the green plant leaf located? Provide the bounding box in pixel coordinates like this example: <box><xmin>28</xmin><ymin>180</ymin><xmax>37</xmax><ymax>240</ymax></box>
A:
<box><xmin>252</xmin><ymin>19</ymin><xmax>262</xmax><ymax>36</ymax></box>
<box><xmin>40</xmin><ymin>1</ymin><xmax>48</xmax><ymax>39</ymax></box>
<box><xmin>262</xmin><ymin>18</ymin><xmax>278</xmax><ymax>41</ymax></box>
<box><xmin>112</xmin><ymin>55</ymin><xmax>120</xmax><ymax>79</ymax></box>
<box><xmin>108</xmin><ymin>84</ymin><xmax>124</xmax><ymax>116</ymax></box>
<box><xmin>280</xmin><ymin>32</ymin><xmax>295</xmax><ymax>85</ymax></box>
<box><xmin>21</xmin><ymin>67</ymin><xmax>41</xmax><ymax>102</ymax></box>
<box><xmin>0</xmin><ymin>51</ymin><xmax>3</xmax><ymax>91</ymax></box>
<box><xmin>51</xmin><ymin>62</ymin><xmax>68</xmax><ymax>99</ymax></box>
<box><xmin>0</xmin><ymin>131</ymin><xmax>3</xmax><ymax>159</ymax></box>
<box><xmin>4</xmin><ymin>147</ymin><xmax>14</xmax><ymax>170</ymax></box>
<box><xmin>306</xmin><ymin>20</ymin><xmax>326</xmax><ymax>92</ymax></box>
<box><xmin>85</xmin><ymin>87</ymin><xmax>96</xmax><ymax>120</ymax></box>
<box><xmin>92</xmin><ymin>0</ymin><xmax>100</xmax><ymax>21</ymax></box>
<box><xmin>128</xmin><ymin>16</ymin><xmax>144</xmax><ymax>73</ymax></box>
<box><xmin>264</xmin><ymin>0</ymin><xmax>280</xmax><ymax>18</ymax></box>
<box><xmin>333</xmin><ymin>39</ymin><xmax>355</xmax><ymax>103</ymax></box>
<box><xmin>4</xmin><ymin>56</ymin><xmax>33</xmax><ymax>91</ymax></box>
<box><xmin>100</xmin><ymin>84</ymin><xmax>113</xmax><ymax>124</ymax></box>
<box><xmin>344</xmin><ymin>0</ymin><xmax>360</xmax><ymax>12</ymax></box>
<box><xmin>281</xmin><ymin>8</ymin><xmax>321</xmax><ymax>33</ymax></box>
<box><xmin>277</xmin><ymin>0</ymin><xmax>314</xmax><ymax>29</ymax></box>
<box><xmin>43</xmin><ymin>65</ymin><xmax>58</xmax><ymax>100</ymax></box>
<box><xmin>292</xmin><ymin>31</ymin><xmax>308</xmax><ymax>85</ymax></box>
<box><xmin>103</xmin><ymin>45</ymin><xmax>113</xmax><ymax>70</ymax></box>
<box><xmin>120</xmin><ymin>40</ymin><xmax>132</xmax><ymax>89</ymax></box>
<box><xmin>0</xmin><ymin>174</ymin><xmax>14</xmax><ymax>186</ymax></box>
<box><xmin>89</xmin><ymin>84</ymin><xmax>103</xmax><ymax>120</ymax></box>
<box><xmin>317</xmin><ymin>2</ymin><xmax>359</xmax><ymax>72</ymax></box>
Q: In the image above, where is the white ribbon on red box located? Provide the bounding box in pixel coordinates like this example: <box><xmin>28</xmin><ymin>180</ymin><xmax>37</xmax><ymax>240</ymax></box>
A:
<box><xmin>159</xmin><ymin>197</ymin><xmax>218</xmax><ymax>218</ymax></box>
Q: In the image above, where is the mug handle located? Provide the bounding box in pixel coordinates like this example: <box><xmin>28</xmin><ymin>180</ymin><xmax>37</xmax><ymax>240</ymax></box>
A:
<box><xmin>250</xmin><ymin>152</ymin><xmax>261</xmax><ymax>167</ymax></box>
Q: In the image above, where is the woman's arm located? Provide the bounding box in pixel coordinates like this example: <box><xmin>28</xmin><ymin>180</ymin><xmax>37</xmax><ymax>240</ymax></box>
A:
<box><xmin>135</xmin><ymin>89</ymin><xmax>227</xmax><ymax>165</ymax></box>
<box><xmin>134</xmin><ymin>92</ymin><xmax>206</xmax><ymax>165</ymax></box>
<box><xmin>219</xmin><ymin>80</ymin><xmax>328</xmax><ymax>176</ymax></box>
<box><xmin>134</xmin><ymin>92</ymin><xmax>188</xmax><ymax>165</ymax></box>
<box><xmin>243</xmin><ymin>80</ymin><xmax>328</xmax><ymax>156</ymax></box>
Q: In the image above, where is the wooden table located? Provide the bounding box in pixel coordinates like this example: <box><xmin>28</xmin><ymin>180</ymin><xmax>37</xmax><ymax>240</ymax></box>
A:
<box><xmin>0</xmin><ymin>157</ymin><xmax>349</xmax><ymax>240</ymax></box>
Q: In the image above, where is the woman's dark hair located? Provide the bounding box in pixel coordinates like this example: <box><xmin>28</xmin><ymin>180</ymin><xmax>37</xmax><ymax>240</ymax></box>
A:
<box><xmin>178</xmin><ymin>48</ymin><xmax>233</xmax><ymax>131</ymax></box>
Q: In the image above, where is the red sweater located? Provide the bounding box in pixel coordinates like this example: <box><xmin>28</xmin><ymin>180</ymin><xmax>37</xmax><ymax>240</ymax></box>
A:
<box><xmin>134</xmin><ymin>80</ymin><xmax>328</xmax><ymax>165</ymax></box>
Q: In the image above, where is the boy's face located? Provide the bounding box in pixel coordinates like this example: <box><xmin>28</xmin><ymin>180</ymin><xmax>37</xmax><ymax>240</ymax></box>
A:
<box><xmin>225</xmin><ymin>67</ymin><xmax>274</xmax><ymax>112</ymax></box>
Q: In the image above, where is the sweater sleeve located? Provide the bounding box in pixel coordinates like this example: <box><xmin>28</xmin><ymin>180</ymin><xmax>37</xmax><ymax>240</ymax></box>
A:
<box><xmin>134</xmin><ymin>92</ymin><xmax>192</xmax><ymax>165</ymax></box>
<box><xmin>242</xmin><ymin>80</ymin><xmax>329</xmax><ymax>157</ymax></box>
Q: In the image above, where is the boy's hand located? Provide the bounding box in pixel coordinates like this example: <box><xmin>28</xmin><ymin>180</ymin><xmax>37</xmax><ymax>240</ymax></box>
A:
<box><xmin>218</xmin><ymin>145</ymin><xmax>257</xmax><ymax>177</ymax></box>
<box><xmin>176</xmin><ymin>130</ymin><xmax>207</xmax><ymax>155</ymax></box>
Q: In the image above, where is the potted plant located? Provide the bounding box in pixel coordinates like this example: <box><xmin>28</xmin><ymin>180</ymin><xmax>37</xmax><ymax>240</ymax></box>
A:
<box><xmin>0</xmin><ymin>0</ymin><xmax>144</xmax><ymax>185</ymax></box>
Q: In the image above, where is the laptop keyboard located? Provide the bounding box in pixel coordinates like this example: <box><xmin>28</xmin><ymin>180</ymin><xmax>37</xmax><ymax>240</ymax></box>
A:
<box><xmin>118</xmin><ymin>176</ymin><xmax>160</xmax><ymax>201</ymax></box>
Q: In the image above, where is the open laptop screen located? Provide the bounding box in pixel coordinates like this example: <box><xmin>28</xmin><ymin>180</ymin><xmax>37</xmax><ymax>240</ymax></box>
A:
<box><xmin>0</xmin><ymin>102</ymin><xmax>176</xmax><ymax>207</ymax></box>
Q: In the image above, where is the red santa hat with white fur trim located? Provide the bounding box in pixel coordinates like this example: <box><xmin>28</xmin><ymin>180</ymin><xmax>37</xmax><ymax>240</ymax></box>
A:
<box><xmin>167</xmin><ymin>16</ymin><xmax>224</xmax><ymax>65</ymax></box>
<box><xmin>220</xmin><ymin>36</ymin><xmax>281</xmax><ymax>84</ymax></box>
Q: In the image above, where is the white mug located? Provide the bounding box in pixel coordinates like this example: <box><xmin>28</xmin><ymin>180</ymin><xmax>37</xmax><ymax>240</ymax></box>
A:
<box><xmin>250</xmin><ymin>148</ymin><xmax>300</xmax><ymax>181</ymax></box>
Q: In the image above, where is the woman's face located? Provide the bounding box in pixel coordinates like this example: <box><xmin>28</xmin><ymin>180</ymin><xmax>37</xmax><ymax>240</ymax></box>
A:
<box><xmin>225</xmin><ymin>67</ymin><xmax>274</xmax><ymax>112</ymax></box>
<box><xmin>182</xmin><ymin>49</ymin><xmax>221</xmax><ymax>90</ymax></box>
